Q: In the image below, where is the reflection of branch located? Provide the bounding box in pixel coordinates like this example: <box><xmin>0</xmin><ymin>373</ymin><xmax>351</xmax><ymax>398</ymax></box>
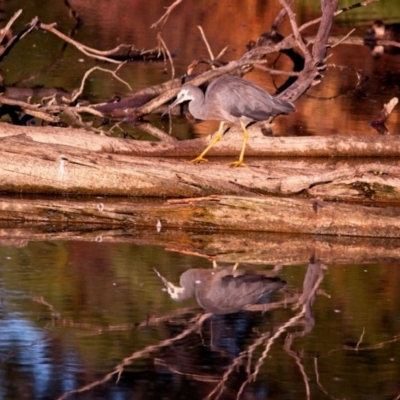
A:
<box><xmin>284</xmin><ymin>333</ymin><xmax>311</xmax><ymax>400</ymax></box>
<box><xmin>154</xmin><ymin>358</ymin><xmax>220</xmax><ymax>382</ymax></box>
<box><xmin>236</xmin><ymin>304</ymin><xmax>308</xmax><ymax>399</ymax></box>
<box><xmin>32</xmin><ymin>295</ymin><xmax>61</xmax><ymax>319</ymax></box>
<box><xmin>356</xmin><ymin>327</ymin><xmax>365</xmax><ymax>351</ymax></box>
<box><xmin>314</xmin><ymin>357</ymin><xmax>340</xmax><ymax>400</ymax></box>
<box><xmin>305</xmin><ymin>64</ymin><xmax>366</xmax><ymax>101</ymax></box>
<box><xmin>205</xmin><ymin>293</ymin><xmax>298</xmax><ymax>400</ymax></box>
<box><xmin>58</xmin><ymin>312</ymin><xmax>211</xmax><ymax>400</ymax></box>
<box><xmin>237</xmin><ymin>261</ymin><xmax>326</xmax><ymax>398</ymax></box>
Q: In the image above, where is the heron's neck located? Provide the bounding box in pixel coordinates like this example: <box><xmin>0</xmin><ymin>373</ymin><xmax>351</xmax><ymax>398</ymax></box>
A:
<box><xmin>187</xmin><ymin>87</ymin><xmax>206</xmax><ymax>120</ymax></box>
<box><xmin>167</xmin><ymin>282</ymin><xmax>194</xmax><ymax>301</ymax></box>
<box><xmin>374</xmin><ymin>24</ymin><xmax>385</xmax><ymax>39</ymax></box>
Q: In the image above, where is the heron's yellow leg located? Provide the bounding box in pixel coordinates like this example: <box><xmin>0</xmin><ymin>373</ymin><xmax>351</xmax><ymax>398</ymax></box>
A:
<box><xmin>190</xmin><ymin>122</ymin><xmax>225</xmax><ymax>164</ymax></box>
<box><xmin>230</xmin><ymin>120</ymin><xmax>248</xmax><ymax>168</ymax></box>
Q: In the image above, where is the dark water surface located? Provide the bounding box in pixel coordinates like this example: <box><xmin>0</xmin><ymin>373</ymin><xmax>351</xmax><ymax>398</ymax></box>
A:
<box><xmin>1</xmin><ymin>1</ymin><xmax>400</xmax><ymax>399</ymax></box>
<box><xmin>1</xmin><ymin>237</ymin><xmax>400</xmax><ymax>400</ymax></box>
<box><xmin>1</xmin><ymin>0</ymin><xmax>400</xmax><ymax>136</ymax></box>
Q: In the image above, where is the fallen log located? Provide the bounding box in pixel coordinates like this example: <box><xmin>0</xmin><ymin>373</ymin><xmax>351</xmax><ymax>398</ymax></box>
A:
<box><xmin>1</xmin><ymin>123</ymin><xmax>400</xmax><ymax>157</ymax></box>
<box><xmin>0</xmin><ymin>195</ymin><xmax>399</xmax><ymax>238</ymax></box>
<box><xmin>0</xmin><ymin>133</ymin><xmax>399</xmax><ymax>200</ymax></box>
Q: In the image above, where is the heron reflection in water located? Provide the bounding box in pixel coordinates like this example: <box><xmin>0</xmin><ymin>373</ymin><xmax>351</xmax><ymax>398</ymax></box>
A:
<box><xmin>164</xmin><ymin>75</ymin><xmax>295</xmax><ymax>167</ymax></box>
<box><xmin>365</xmin><ymin>20</ymin><xmax>400</xmax><ymax>56</ymax></box>
<box><xmin>154</xmin><ymin>263</ymin><xmax>286</xmax><ymax>314</ymax></box>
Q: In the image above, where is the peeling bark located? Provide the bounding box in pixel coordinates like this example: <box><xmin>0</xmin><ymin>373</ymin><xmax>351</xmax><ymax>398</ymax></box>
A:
<box><xmin>0</xmin><ymin>131</ymin><xmax>399</xmax><ymax>201</ymax></box>
<box><xmin>0</xmin><ymin>195</ymin><xmax>399</xmax><ymax>238</ymax></box>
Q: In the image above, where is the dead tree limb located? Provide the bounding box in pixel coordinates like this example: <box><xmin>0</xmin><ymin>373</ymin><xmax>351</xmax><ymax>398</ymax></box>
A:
<box><xmin>370</xmin><ymin>97</ymin><xmax>399</xmax><ymax>135</ymax></box>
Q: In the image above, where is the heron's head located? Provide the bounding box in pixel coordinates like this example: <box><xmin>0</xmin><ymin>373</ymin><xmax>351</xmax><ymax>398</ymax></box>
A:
<box><xmin>153</xmin><ymin>268</ymin><xmax>187</xmax><ymax>300</ymax></box>
<box><xmin>372</xmin><ymin>20</ymin><xmax>385</xmax><ymax>38</ymax></box>
<box><xmin>162</xmin><ymin>86</ymin><xmax>197</xmax><ymax>116</ymax></box>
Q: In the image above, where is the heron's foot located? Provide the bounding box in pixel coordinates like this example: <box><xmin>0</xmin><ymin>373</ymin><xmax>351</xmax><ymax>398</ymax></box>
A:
<box><xmin>229</xmin><ymin>159</ymin><xmax>248</xmax><ymax>168</ymax></box>
<box><xmin>190</xmin><ymin>156</ymin><xmax>209</xmax><ymax>164</ymax></box>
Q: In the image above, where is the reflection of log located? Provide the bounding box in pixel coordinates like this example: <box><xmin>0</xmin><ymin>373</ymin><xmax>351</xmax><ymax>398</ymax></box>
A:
<box><xmin>1</xmin><ymin>225</ymin><xmax>399</xmax><ymax>265</ymax></box>
<box><xmin>0</xmin><ymin>195</ymin><xmax>399</xmax><ymax>238</ymax></box>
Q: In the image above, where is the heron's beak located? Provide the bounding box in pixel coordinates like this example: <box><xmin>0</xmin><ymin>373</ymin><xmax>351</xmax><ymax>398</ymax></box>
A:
<box><xmin>153</xmin><ymin>268</ymin><xmax>184</xmax><ymax>299</ymax></box>
<box><xmin>154</xmin><ymin>268</ymin><xmax>177</xmax><ymax>293</ymax></box>
<box><xmin>154</xmin><ymin>268</ymin><xmax>169</xmax><ymax>285</ymax></box>
<box><xmin>161</xmin><ymin>97</ymin><xmax>181</xmax><ymax>117</ymax></box>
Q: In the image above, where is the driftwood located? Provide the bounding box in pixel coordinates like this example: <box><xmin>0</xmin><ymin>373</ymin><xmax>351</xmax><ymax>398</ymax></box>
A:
<box><xmin>0</xmin><ymin>128</ymin><xmax>399</xmax><ymax>203</ymax></box>
<box><xmin>0</xmin><ymin>129</ymin><xmax>399</xmax><ymax>202</ymax></box>
<box><xmin>0</xmin><ymin>194</ymin><xmax>399</xmax><ymax>238</ymax></box>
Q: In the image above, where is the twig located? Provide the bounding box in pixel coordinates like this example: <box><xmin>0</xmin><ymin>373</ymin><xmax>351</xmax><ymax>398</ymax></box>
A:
<box><xmin>38</xmin><ymin>22</ymin><xmax>122</xmax><ymax>64</ymax></box>
<box><xmin>62</xmin><ymin>108</ymin><xmax>105</xmax><ymax>135</ymax></box>
<box><xmin>151</xmin><ymin>0</ymin><xmax>183</xmax><ymax>30</ymax></box>
<box><xmin>270</xmin><ymin>0</ymin><xmax>296</xmax><ymax>33</ymax></box>
<box><xmin>136</xmin><ymin>121</ymin><xmax>177</xmax><ymax>142</ymax></box>
<box><xmin>198</xmin><ymin>25</ymin><xmax>215</xmax><ymax>60</ymax></box>
<box><xmin>356</xmin><ymin>327</ymin><xmax>365</xmax><ymax>351</ymax></box>
<box><xmin>370</xmin><ymin>97</ymin><xmax>399</xmax><ymax>135</ymax></box>
<box><xmin>299</xmin><ymin>0</ymin><xmax>379</xmax><ymax>34</ymax></box>
<box><xmin>331</xmin><ymin>28</ymin><xmax>355</xmax><ymax>48</ymax></box>
<box><xmin>156</xmin><ymin>33</ymin><xmax>175</xmax><ymax>79</ymax></box>
<box><xmin>0</xmin><ymin>9</ymin><xmax>22</xmax><ymax>43</ymax></box>
<box><xmin>215</xmin><ymin>46</ymin><xmax>229</xmax><ymax>61</ymax></box>
<box><xmin>278</xmin><ymin>0</ymin><xmax>312</xmax><ymax>62</ymax></box>
<box><xmin>70</xmin><ymin>66</ymin><xmax>132</xmax><ymax>103</ymax></box>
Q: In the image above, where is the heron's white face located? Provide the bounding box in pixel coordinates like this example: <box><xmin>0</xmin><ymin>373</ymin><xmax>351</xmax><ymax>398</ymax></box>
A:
<box><xmin>174</xmin><ymin>88</ymin><xmax>194</xmax><ymax>105</ymax></box>
<box><xmin>163</xmin><ymin>86</ymin><xmax>197</xmax><ymax>116</ymax></box>
<box><xmin>373</xmin><ymin>22</ymin><xmax>385</xmax><ymax>38</ymax></box>
<box><xmin>165</xmin><ymin>283</ymin><xmax>184</xmax><ymax>299</ymax></box>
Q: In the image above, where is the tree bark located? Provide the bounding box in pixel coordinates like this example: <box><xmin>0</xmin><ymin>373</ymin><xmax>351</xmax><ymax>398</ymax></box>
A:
<box><xmin>0</xmin><ymin>129</ymin><xmax>399</xmax><ymax>201</ymax></box>
<box><xmin>0</xmin><ymin>195</ymin><xmax>399</xmax><ymax>238</ymax></box>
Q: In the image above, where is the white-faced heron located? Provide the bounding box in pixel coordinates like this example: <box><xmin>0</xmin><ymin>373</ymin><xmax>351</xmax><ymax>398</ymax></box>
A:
<box><xmin>366</xmin><ymin>20</ymin><xmax>400</xmax><ymax>56</ymax></box>
<box><xmin>154</xmin><ymin>266</ymin><xmax>286</xmax><ymax>314</ymax></box>
<box><xmin>165</xmin><ymin>75</ymin><xmax>296</xmax><ymax>167</ymax></box>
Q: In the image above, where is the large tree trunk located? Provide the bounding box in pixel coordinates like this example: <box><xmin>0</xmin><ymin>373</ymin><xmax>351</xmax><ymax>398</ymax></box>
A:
<box><xmin>0</xmin><ymin>126</ymin><xmax>399</xmax><ymax>201</ymax></box>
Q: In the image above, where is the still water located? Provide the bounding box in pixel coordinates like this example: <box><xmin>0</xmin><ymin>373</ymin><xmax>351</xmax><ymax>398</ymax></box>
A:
<box><xmin>0</xmin><ymin>235</ymin><xmax>400</xmax><ymax>399</ymax></box>
<box><xmin>1</xmin><ymin>0</ymin><xmax>400</xmax><ymax>398</ymax></box>
<box><xmin>1</xmin><ymin>0</ymin><xmax>400</xmax><ymax>136</ymax></box>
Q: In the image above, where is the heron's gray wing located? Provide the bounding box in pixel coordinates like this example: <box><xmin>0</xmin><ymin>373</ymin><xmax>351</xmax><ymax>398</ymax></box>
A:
<box><xmin>207</xmin><ymin>76</ymin><xmax>295</xmax><ymax>122</ymax></box>
<box><xmin>198</xmin><ymin>274</ymin><xmax>285</xmax><ymax>314</ymax></box>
